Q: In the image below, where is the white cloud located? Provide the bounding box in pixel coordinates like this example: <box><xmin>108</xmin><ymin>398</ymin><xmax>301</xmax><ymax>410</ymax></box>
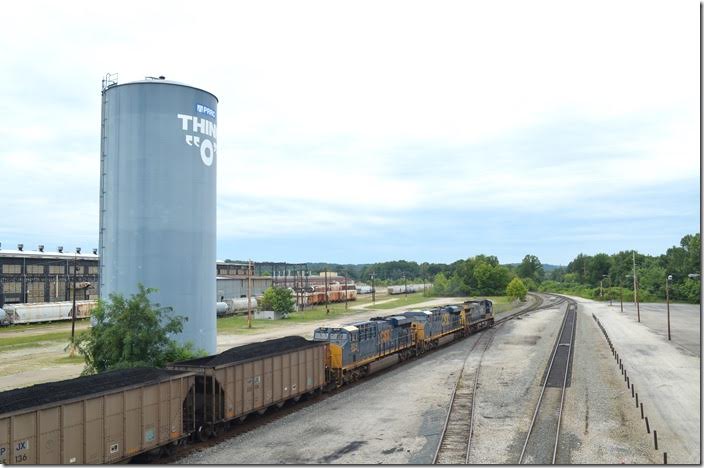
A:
<box><xmin>0</xmin><ymin>0</ymin><xmax>698</xmax><ymax>256</ymax></box>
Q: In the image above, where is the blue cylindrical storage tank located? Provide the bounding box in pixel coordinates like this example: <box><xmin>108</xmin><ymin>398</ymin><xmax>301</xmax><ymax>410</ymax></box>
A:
<box><xmin>99</xmin><ymin>77</ymin><xmax>218</xmax><ymax>354</ymax></box>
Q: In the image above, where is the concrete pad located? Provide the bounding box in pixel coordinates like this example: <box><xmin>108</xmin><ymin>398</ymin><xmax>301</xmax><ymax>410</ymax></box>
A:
<box><xmin>572</xmin><ymin>296</ymin><xmax>700</xmax><ymax>464</ymax></box>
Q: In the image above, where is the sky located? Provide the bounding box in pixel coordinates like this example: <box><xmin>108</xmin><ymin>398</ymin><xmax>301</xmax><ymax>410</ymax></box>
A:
<box><xmin>0</xmin><ymin>0</ymin><xmax>699</xmax><ymax>266</ymax></box>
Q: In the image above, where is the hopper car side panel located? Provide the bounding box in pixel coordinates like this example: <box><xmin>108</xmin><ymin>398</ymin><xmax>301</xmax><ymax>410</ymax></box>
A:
<box><xmin>0</xmin><ymin>370</ymin><xmax>194</xmax><ymax>465</ymax></box>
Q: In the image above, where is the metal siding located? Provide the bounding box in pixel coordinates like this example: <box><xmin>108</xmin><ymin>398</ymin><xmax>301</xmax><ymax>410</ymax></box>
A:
<box><xmin>253</xmin><ymin>361</ymin><xmax>263</xmax><ymax>408</ymax></box>
<box><xmin>85</xmin><ymin>398</ymin><xmax>103</xmax><ymax>463</ymax></box>
<box><xmin>243</xmin><ymin>363</ymin><xmax>253</xmax><ymax>413</ymax></box>
<box><xmin>0</xmin><ymin>418</ymin><xmax>8</xmax><ymax>465</ymax></box>
<box><xmin>61</xmin><ymin>404</ymin><xmax>82</xmax><ymax>464</ymax></box>
<box><xmin>100</xmin><ymin>81</ymin><xmax>218</xmax><ymax>354</ymax></box>
<box><xmin>273</xmin><ymin>355</ymin><xmax>282</xmax><ymax>402</ymax></box>
<box><xmin>104</xmin><ymin>393</ymin><xmax>123</xmax><ymax>462</ymax></box>
<box><xmin>235</xmin><ymin>365</ymin><xmax>244</xmax><ymax>416</ymax></box>
<box><xmin>282</xmin><ymin>354</ymin><xmax>291</xmax><ymax>399</ymax></box>
<box><xmin>264</xmin><ymin>358</ymin><xmax>273</xmax><ymax>405</ymax></box>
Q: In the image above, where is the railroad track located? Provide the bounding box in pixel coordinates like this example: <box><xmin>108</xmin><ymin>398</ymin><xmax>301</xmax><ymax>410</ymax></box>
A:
<box><xmin>163</xmin><ymin>293</ymin><xmax>565</xmax><ymax>465</ymax></box>
<box><xmin>518</xmin><ymin>298</ymin><xmax>577</xmax><ymax>464</ymax></box>
<box><xmin>432</xmin><ymin>327</ymin><xmax>495</xmax><ymax>463</ymax></box>
<box><xmin>433</xmin><ymin>293</ymin><xmax>563</xmax><ymax>464</ymax></box>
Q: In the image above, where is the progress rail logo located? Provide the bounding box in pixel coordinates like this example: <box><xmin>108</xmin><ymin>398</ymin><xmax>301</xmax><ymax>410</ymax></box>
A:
<box><xmin>177</xmin><ymin>113</ymin><xmax>217</xmax><ymax>166</ymax></box>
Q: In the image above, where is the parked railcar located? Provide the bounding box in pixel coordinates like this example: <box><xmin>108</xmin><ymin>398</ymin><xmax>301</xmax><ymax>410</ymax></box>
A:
<box><xmin>0</xmin><ymin>300</ymin><xmax>97</xmax><ymax>326</ymax></box>
<box><xmin>0</xmin><ymin>368</ymin><xmax>195</xmax><ymax>465</ymax></box>
<box><xmin>167</xmin><ymin>336</ymin><xmax>326</xmax><ymax>439</ymax></box>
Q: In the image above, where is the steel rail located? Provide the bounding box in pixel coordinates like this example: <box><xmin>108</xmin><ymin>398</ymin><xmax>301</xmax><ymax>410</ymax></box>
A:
<box><xmin>552</xmin><ymin>301</ymin><xmax>577</xmax><ymax>463</ymax></box>
<box><xmin>432</xmin><ymin>329</ymin><xmax>490</xmax><ymax>464</ymax></box>
<box><xmin>517</xmin><ymin>300</ymin><xmax>573</xmax><ymax>464</ymax></box>
<box><xmin>435</xmin><ymin>293</ymin><xmax>559</xmax><ymax>464</ymax></box>
<box><xmin>465</xmin><ymin>330</ymin><xmax>495</xmax><ymax>463</ymax></box>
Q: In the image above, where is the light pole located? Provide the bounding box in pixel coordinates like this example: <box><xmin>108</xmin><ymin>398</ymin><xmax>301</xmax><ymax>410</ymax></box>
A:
<box><xmin>343</xmin><ymin>271</ymin><xmax>348</xmax><ymax>311</ymax></box>
<box><xmin>619</xmin><ymin>276</ymin><xmax>624</xmax><ymax>313</ymax></box>
<box><xmin>602</xmin><ymin>274</ymin><xmax>612</xmax><ymax>306</ymax></box>
<box><xmin>666</xmin><ymin>274</ymin><xmax>672</xmax><ymax>341</ymax></box>
<box><xmin>403</xmin><ymin>273</ymin><xmax>408</xmax><ymax>300</ymax></box>
<box><xmin>632</xmin><ymin>252</ymin><xmax>640</xmax><ymax>322</ymax></box>
<box><xmin>371</xmin><ymin>273</ymin><xmax>376</xmax><ymax>305</ymax></box>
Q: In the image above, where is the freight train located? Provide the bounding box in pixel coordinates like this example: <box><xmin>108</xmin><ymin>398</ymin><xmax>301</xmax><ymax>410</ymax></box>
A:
<box><xmin>0</xmin><ymin>300</ymin><xmax>492</xmax><ymax>465</ymax></box>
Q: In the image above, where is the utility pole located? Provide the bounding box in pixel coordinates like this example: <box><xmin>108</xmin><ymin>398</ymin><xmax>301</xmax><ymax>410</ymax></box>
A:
<box><xmin>620</xmin><ymin>279</ymin><xmax>624</xmax><ymax>313</ymax></box>
<box><xmin>403</xmin><ymin>273</ymin><xmax>407</xmax><ymax>299</ymax></box>
<box><xmin>324</xmin><ymin>268</ymin><xmax>329</xmax><ymax>315</ymax></box>
<box><xmin>633</xmin><ymin>251</ymin><xmax>640</xmax><ymax>322</ymax></box>
<box><xmin>69</xmin><ymin>251</ymin><xmax>78</xmax><ymax>356</ymax></box>
<box><xmin>666</xmin><ymin>275</ymin><xmax>671</xmax><ymax>341</ymax></box>
<box><xmin>343</xmin><ymin>272</ymin><xmax>348</xmax><ymax>311</ymax></box>
<box><xmin>371</xmin><ymin>272</ymin><xmax>376</xmax><ymax>305</ymax></box>
<box><xmin>247</xmin><ymin>260</ymin><xmax>253</xmax><ymax>329</ymax></box>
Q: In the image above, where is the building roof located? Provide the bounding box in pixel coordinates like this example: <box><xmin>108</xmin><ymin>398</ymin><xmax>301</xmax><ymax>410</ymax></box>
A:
<box><xmin>0</xmin><ymin>249</ymin><xmax>98</xmax><ymax>261</ymax></box>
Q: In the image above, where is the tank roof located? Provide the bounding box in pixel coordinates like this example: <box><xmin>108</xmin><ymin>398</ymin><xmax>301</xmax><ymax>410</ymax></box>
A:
<box><xmin>106</xmin><ymin>77</ymin><xmax>218</xmax><ymax>102</ymax></box>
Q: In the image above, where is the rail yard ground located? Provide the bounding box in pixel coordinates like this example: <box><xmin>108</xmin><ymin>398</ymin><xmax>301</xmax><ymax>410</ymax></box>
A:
<box><xmin>1</xmin><ymin>293</ymin><xmax>698</xmax><ymax>464</ymax></box>
<box><xmin>0</xmin><ymin>292</ymin><xmax>509</xmax><ymax>391</ymax></box>
<box><xmin>178</xmin><ymin>294</ymin><xmax>699</xmax><ymax>464</ymax></box>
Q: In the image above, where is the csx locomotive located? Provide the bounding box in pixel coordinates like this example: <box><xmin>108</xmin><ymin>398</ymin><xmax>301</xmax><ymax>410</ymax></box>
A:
<box><xmin>314</xmin><ymin>300</ymin><xmax>493</xmax><ymax>386</ymax></box>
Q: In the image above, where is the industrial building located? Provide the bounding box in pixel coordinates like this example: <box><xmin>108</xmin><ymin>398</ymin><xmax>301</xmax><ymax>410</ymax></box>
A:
<box><xmin>0</xmin><ymin>249</ymin><xmax>277</xmax><ymax>307</ymax></box>
<box><xmin>0</xmin><ymin>245</ymin><xmax>99</xmax><ymax>306</ymax></box>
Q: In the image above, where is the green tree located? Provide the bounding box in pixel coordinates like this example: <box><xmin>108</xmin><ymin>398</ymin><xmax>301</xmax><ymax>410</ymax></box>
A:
<box><xmin>516</xmin><ymin>254</ymin><xmax>545</xmax><ymax>284</ymax></box>
<box><xmin>76</xmin><ymin>284</ymin><xmax>202</xmax><ymax>375</ymax></box>
<box><xmin>506</xmin><ymin>277</ymin><xmax>528</xmax><ymax>301</ymax></box>
<box><xmin>260</xmin><ymin>287</ymin><xmax>295</xmax><ymax>316</ymax></box>
<box><xmin>431</xmin><ymin>273</ymin><xmax>449</xmax><ymax>296</ymax></box>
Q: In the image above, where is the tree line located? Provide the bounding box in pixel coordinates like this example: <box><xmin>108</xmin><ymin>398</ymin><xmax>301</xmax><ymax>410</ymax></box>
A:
<box><xmin>541</xmin><ymin>233</ymin><xmax>700</xmax><ymax>303</ymax></box>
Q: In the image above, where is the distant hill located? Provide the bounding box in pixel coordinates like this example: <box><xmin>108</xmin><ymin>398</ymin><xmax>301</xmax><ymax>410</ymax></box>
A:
<box><xmin>504</xmin><ymin>263</ymin><xmax>563</xmax><ymax>272</ymax></box>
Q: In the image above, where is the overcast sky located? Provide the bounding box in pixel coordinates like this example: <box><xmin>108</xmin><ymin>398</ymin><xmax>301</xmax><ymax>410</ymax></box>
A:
<box><xmin>0</xmin><ymin>1</ymin><xmax>699</xmax><ymax>265</ymax></box>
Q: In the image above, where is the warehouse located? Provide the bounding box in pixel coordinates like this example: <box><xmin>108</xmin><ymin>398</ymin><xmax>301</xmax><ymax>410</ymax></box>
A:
<box><xmin>0</xmin><ymin>245</ymin><xmax>99</xmax><ymax>305</ymax></box>
<box><xmin>0</xmin><ymin>250</ymin><xmax>276</xmax><ymax>306</ymax></box>
<box><xmin>216</xmin><ymin>275</ymin><xmax>272</xmax><ymax>301</ymax></box>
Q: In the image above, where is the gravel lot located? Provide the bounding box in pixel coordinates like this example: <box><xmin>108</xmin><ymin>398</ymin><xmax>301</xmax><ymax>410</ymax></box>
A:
<box><xmin>579</xmin><ymin>296</ymin><xmax>700</xmax><ymax>464</ymax></box>
<box><xmin>559</xmin><ymin>303</ymin><xmax>658</xmax><ymax>463</ymax></box>
<box><xmin>467</xmin><ymin>304</ymin><xmax>565</xmax><ymax>463</ymax></box>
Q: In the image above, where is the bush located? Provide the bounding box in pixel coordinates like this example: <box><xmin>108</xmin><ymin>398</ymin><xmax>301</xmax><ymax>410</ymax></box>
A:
<box><xmin>76</xmin><ymin>284</ymin><xmax>203</xmax><ymax>375</ymax></box>
<box><xmin>259</xmin><ymin>287</ymin><xmax>295</xmax><ymax>316</ymax></box>
<box><xmin>506</xmin><ymin>277</ymin><xmax>528</xmax><ymax>301</ymax></box>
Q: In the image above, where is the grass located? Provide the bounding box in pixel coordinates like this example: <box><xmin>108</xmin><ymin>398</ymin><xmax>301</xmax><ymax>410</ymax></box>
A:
<box><xmin>217</xmin><ymin>295</ymin><xmax>385</xmax><ymax>334</ymax></box>
<box><xmin>216</xmin><ymin>294</ymin><xmax>519</xmax><ymax>335</ymax></box>
<box><xmin>0</xmin><ymin>319</ymin><xmax>90</xmax><ymax>334</ymax></box>
<box><xmin>366</xmin><ymin>292</ymin><xmax>435</xmax><ymax>310</ymax></box>
<box><xmin>52</xmin><ymin>354</ymin><xmax>86</xmax><ymax>365</ymax></box>
<box><xmin>0</xmin><ymin>331</ymin><xmax>72</xmax><ymax>351</ymax></box>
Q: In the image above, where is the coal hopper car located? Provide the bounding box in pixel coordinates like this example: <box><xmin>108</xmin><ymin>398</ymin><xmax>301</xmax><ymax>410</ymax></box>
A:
<box><xmin>167</xmin><ymin>336</ymin><xmax>326</xmax><ymax>440</ymax></box>
<box><xmin>0</xmin><ymin>368</ymin><xmax>195</xmax><ymax>464</ymax></box>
